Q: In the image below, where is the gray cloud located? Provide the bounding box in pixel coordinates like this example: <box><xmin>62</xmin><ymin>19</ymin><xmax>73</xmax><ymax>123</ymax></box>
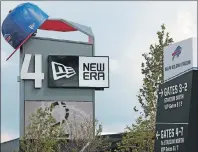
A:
<box><xmin>1</xmin><ymin>1</ymin><xmax>197</xmax><ymax>140</ymax></box>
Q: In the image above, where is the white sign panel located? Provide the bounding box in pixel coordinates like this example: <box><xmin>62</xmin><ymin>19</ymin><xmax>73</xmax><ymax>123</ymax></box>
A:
<box><xmin>21</xmin><ymin>55</ymin><xmax>109</xmax><ymax>89</ymax></box>
<box><xmin>79</xmin><ymin>56</ymin><xmax>109</xmax><ymax>88</ymax></box>
<box><xmin>164</xmin><ymin>37</ymin><xmax>197</xmax><ymax>82</ymax></box>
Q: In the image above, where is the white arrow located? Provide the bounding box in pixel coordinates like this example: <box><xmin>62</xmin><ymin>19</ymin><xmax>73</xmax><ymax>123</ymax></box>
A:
<box><xmin>159</xmin><ymin>89</ymin><xmax>163</xmax><ymax>97</ymax></box>
<box><xmin>80</xmin><ymin>142</ymin><xmax>90</xmax><ymax>152</ymax></box>
<box><xmin>156</xmin><ymin>131</ymin><xmax>160</xmax><ymax>140</ymax></box>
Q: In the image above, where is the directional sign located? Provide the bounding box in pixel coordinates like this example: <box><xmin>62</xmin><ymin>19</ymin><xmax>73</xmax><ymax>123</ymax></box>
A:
<box><xmin>156</xmin><ymin>71</ymin><xmax>193</xmax><ymax>123</ymax></box>
<box><xmin>159</xmin><ymin>89</ymin><xmax>163</xmax><ymax>97</ymax></box>
<box><xmin>155</xmin><ymin>124</ymin><xmax>188</xmax><ymax>152</ymax></box>
<box><xmin>154</xmin><ymin>70</ymin><xmax>198</xmax><ymax>152</ymax></box>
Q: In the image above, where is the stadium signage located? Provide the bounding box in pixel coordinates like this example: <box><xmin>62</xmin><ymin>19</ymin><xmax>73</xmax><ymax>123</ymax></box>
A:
<box><xmin>20</xmin><ymin>54</ymin><xmax>109</xmax><ymax>89</ymax></box>
<box><xmin>163</xmin><ymin>37</ymin><xmax>197</xmax><ymax>82</ymax></box>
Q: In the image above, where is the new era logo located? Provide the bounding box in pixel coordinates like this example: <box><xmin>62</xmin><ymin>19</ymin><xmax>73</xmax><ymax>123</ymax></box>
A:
<box><xmin>29</xmin><ymin>23</ymin><xmax>35</xmax><ymax>30</ymax></box>
<box><xmin>51</xmin><ymin>61</ymin><xmax>76</xmax><ymax>80</ymax></box>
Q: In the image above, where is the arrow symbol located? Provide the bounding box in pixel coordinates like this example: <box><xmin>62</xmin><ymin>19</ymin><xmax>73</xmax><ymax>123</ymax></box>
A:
<box><xmin>159</xmin><ymin>89</ymin><xmax>163</xmax><ymax>97</ymax></box>
<box><xmin>156</xmin><ymin>131</ymin><xmax>160</xmax><ymax>140</ymax></box>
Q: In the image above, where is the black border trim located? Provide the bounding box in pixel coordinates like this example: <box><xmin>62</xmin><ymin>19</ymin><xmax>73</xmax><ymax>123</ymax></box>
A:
<box><xmin>47</xmin><ymin>55</ymin><xmax>110</xmax><ymax>89</ymax></box>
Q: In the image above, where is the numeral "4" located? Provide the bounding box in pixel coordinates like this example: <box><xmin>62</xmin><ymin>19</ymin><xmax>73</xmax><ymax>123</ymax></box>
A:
<box><xmin>20</xmin><ymin>54</ymin><xmax>44</xmax><ymax>88</ymax></box>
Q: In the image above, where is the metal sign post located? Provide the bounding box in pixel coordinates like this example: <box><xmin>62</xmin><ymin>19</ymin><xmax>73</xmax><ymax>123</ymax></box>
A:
<box><xmin>19</xmin><ymin>19</ymin><xmax>109</xmax><ymax>139</ymax></box>
<box><xmin>1</xmin><ymin>3</ymin><xmax>109</xmax><ymax>151</ymax></box>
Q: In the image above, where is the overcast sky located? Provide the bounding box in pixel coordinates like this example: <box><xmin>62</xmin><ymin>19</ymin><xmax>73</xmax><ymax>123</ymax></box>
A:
<box><xmin>1</xmin><ymin>1</ymin><xmax>197</xmax><ymax>142</ymax></box>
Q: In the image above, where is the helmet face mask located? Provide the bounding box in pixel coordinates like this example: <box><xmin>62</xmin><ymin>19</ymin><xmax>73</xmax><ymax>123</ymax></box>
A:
<box><xmin>43</xmin><ymin>101</ymin><xmax>91</xmax><ymax>138</ymax></box>
<box><xmin>50</xmin><ymin>101</ymin><xmax>70</xmax><ymax>126</ymax></box>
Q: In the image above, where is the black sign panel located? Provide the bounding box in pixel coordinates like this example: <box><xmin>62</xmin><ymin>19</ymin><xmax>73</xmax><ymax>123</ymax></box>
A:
<box><xmin>48</xmin><ymin>55</ymin><xmax>79</xmax><ymax>87</ymax></box>
<box><xmin>154</xmin><ymin>71</ymin><xmax>194</xmax><ymax>152</ymax></box>
<box><xmin>48</xmin><ymin>55</ymin><xmax>109</xmax><ymax>88</ymax></box>
<box><xmin>155</xmin><ymin>124</ymin><xmax>188</xmax><ymax>152</ymax></box>
<box><xmin>156</xmin><ymin>71</ymin><xmax>193</xmax><ymax>123</ymax></box>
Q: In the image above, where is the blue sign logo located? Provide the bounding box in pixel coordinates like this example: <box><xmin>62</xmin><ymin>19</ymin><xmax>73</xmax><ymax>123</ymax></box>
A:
<box><xmin>172</xmin><ymin>46</ymin><xmax>182</xmax><ymax>60</ymax></box>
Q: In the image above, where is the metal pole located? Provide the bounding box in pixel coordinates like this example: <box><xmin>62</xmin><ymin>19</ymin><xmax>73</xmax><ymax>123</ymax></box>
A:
<box><xmin>80</xmin><ymin>142</ymin><xmax>90</xmax><ymax>152</ymax></box>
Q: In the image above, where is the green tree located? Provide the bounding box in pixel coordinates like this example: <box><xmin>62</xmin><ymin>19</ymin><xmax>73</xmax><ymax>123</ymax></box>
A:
<box><xmin>117</xmin><ymin>24</ymin><xmax>174</xmax><ymax>151</ymax></box>
<box><xmin>16</xmin><ymin>106</ymin><xmax>66</xmax><ymax>152</ymax></box>
<box><xmin>62</xmin><ymin>117</ymin><xmax>111</xmax><ymax>152</ymax></box>
<box><xmin>14</xmin><ymin>105</ymin><xmax>110</xmax><ymax>152</ymax></box>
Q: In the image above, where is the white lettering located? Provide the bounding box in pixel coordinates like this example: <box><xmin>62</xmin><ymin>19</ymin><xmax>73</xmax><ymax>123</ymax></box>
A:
<box><xmin>21</xmin><ymin>54</ymin><xmax>44</xmax><ymax>88</ymax></box>
<box><xmin>161</xmin><ymin>129</ymin><xmax>175</xmax><ymax>139</ymax></box>
<box><xmin>164</xmin><ymin>85</ymin><xmax>178</xmax><ymax>97</ymax></box>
